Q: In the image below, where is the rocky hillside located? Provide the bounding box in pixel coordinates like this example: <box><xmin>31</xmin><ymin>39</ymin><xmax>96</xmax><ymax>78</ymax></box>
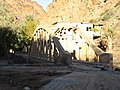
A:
<box><xmin>46</xmin><ymin>0</ymin><xmax>119</xmax><ymax>24</ymax></box>
<box><xmin>4</xmin><ymin>0</ymin><xmax>120</xmax><ymax>28</ymax></box>
<box><xmin>4</xmin><ymin>0</ymin><xmax>47</xmax><ymax>23</ymax></box>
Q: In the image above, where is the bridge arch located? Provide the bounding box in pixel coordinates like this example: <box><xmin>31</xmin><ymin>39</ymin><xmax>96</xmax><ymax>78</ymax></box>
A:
<box><xmin>28</xmin><ymin>25</ymin><xmax>72</xmax><ymax>65</ymax></box>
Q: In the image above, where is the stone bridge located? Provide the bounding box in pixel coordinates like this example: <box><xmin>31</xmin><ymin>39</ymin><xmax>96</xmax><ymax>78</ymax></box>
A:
<box><xmin>28</xmin><ymin>22</ymin><xmax>113</xmax><ymax>66</ymax></box>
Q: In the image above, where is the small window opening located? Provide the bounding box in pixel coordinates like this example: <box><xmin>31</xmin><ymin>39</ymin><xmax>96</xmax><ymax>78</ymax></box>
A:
<box><xmin>62</xmin><ymin>38</ymin><xmax>64</xmax><ymax>40</ymax></box>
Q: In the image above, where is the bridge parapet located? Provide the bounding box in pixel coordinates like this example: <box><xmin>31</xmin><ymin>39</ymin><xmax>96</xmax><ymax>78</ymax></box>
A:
<box><xmin>53</xmin><ymin>37</ymin><xmax>72</xmax><ymax>65</ymax></box>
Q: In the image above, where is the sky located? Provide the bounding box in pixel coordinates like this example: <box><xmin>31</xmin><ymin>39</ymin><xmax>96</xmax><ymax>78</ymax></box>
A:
<box><xmin>33</xmin><ymin>0</ymin><xmax>53</xmax><ymax>10</ymax></box>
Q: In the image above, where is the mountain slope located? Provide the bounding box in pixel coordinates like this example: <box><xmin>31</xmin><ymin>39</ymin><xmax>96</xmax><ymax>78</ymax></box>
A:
<box><xmin>46</xmin><ymin>0</ymin><xmax>119</xmax><ymax>24</ymax></box>
<box><xmin>4</xmin><ymin>0</ymin><xmax>47</xmax><ymax>23</ymax></box>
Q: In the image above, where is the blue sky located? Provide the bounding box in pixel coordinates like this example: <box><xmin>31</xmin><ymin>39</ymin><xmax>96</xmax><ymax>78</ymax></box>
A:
<box><xmin>33</xmin><ymin>0</ymin><xmax>53</xmax><ymax>10</ymax></box>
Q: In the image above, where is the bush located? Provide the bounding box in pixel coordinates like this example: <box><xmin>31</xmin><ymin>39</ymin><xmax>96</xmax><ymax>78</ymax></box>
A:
<box><xmin>115</xmin><ymin>0</ymin><xmax>120</xmax><ymax>7</ymax></box>
<box><xmin>100</xmin><ymin>9</ymin><xmax>114</xmax><ymax>21</ymax></box>
<box><xmin>0</xmin><ymin>27</ymin><xmax>18</xmax><ymax>49</ymax></box>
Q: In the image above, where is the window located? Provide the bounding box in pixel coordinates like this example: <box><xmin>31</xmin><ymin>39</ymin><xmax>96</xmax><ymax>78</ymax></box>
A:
<box><xmin>86</xmin><ymin>27</ymin><xmax>89</xmax><ymax>31</ymax></box>
<box><xmin>64</xmin><ymin>32</ymin><xmax>66</xmax><ymax>34</ymax></box>
<box><xmin>76</xmin><ymin>42</ymin><xmax>78</xmax><ymax>44</ymax></box>
<box><xmin>104</xmin><ymin>0</ymin><xmax>107</xmax><ymax>3</ymax></box>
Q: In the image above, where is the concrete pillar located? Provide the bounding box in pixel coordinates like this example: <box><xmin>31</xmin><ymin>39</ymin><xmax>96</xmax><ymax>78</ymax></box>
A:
<box><xmin>86</xmin><ymin>43</ymin><xmax>89</xmax><ymax>61</ymax></box>
<box><xmin>49</xmin><ymin>35</ymin><xmax>52</xmax><ymax>61</ymax></box>
<box><xmin>79</xmin><ymin>47</ymin><xmax>82</xmax><ymax>60</ymax></box>
<box><xmin>38</xmin><ymin>29</ymin><xmax>41</xmax><ymax>59</ymax></box>
<box><xmin>46</xmin><ymin>40</ymin><xmax>48</xmax><ymax>61</ymax></box>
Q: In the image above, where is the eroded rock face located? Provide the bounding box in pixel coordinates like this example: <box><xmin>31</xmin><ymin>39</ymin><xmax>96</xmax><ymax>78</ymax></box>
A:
<box><xmin>46</xmin><ymin>0</ymin><xmax>119</xmax><ymax>24</ymax></box>
<box><xmin>4</xmin><ymin>0</ymin><xmax>119</xmax><ymax>25</ymax></box>
<box><xmin>5</xmin><ymin>0</ymin><xmax>47</xmax><ymax>23</ymax></box>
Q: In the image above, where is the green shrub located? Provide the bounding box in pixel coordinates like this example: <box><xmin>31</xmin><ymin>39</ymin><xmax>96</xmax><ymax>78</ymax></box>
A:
<box><xmin>115</xmin><ymin>0</ymin><xmax>120</xmax><ymax>7</ymax></box>
<box><xmin>116</xmin><ymin>4</ymin><xmax>120</xmax><ymax>9</ymax></box>
<box><xmin>105</xmin><ymin>27</ymin><xmax>116</xmax><ymax>40</ymax></box>
<box><xmin>100</xmin><ymin>9</ymin><xmax>114</xmax><ymax>21</ymax></box>
<box><xmin>91</xmin><ymin>28</ymin><xmax>99</xmax><ymax>32</ymax></box>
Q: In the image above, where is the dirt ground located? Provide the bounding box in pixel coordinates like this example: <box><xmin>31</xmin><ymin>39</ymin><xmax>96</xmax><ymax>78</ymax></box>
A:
<box><xmin>0</xmin><ymin>70</ymin><xmax>48</xmax><ymax>90</ymax></box>
<box><xmin>0</xmin><ymin>54</ymin><xmax>120</xmax><ymax>90</ymax></box>
<box><xmin>0</xmin><ymin>65</ymin><xmax>71</xmax><ymax>90</ymax></box>
<box><xmin>0</xmin><ymin>55</ymin><xmax>71</xmax><ymax>90</ymax></box>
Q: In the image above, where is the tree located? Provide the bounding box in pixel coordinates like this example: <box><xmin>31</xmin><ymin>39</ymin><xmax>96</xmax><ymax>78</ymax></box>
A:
<box><xmin>0</xmin><ymin>0</ymin><xmax>22</xmax><ymax>51</ymax></box>
<box><xmin>0</xmin><ymin>27</ymin><xmax>18</xmax><ymax>57</ymax></box>
<box><xmin>0</xmin><ymin>27</ymin><xmax>17</xmax><ymax>49</ymax></box>
<box><xmin>105</xmin><ymin>27</ymin><xmax>116</xmax><ymax>52</ymax></box>
<box><xmin>20</xmin><ymin>15</ymin><xmax>37</xmax><ymax>47</ymax></box>
<box><xmin>0</xmin><ymin>1</ymin><xmax>37</xmax><ymax>52</ymax></box>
